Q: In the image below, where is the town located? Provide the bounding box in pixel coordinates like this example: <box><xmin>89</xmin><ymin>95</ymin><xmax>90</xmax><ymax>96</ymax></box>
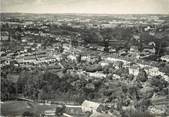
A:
<box><xmin>1</xmin><ymin>13</ymin><xmax>169</xmax><ymax>117</ymax></box>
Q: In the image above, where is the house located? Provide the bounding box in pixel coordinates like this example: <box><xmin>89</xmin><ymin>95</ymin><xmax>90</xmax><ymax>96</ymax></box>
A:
<box><xmin>7</xmin><ymin>74</ymin><xmax>20</xmax><ymax>83</ymax></box>
<box><xmin>119</xmin><ymin>49</ymin><xmax>128</xmax><ymax>56</ymax></box>
<box><xmin>139</xmin><ymin>44</ymin><xmax>156</xmax><ymax>59</ymax></box>
<box><xmin>67</xmin><ymin>54</ymin><xmax>77</xmax><ymax>61</ymax></box>
<box><xmin>129</xmin><ymin>46</ymin><xmax>139</xmax><ymax>54</ymax></box>
<box><xmin>81</xmin><ymin>100</ymin><xmax>101</xmax><ymax>113</ymax></box>
<box><xmin>144</xmin><ymin>66</ymin><xmax>159</xmax><ymax>76</ymax></box>
<box><xmin>65</xmin><ymin>106</ymin><xmax>84</xmax><ymax>116</ymax></box>
<box><xmin>113</xmin><ymin>61</ymin><xmax>124</xmax><ymax>69</ymax></box>
<box><xmin>1</xmin><ymin>35</ymin><xmax>9</xmax><ymax>41</ymax></box>
<box><xmin>128</xmin><ymin>65</ymin><xmax>140</xmax><ymax>76</ymax></box>
<box><xmin>43</xmin><ymin>109</ymin><xmax>56</xmax><ymax>116</ymax></box>
<box><xmin>99</xmin><ymin>62</ymin><xmax>109</xmax><ymax>67</ymax></box>
<box><xmin>113</xmin><ymin>74</ymin><xmax>121</xmax><ymax>79</ymax></box>
<box><xmin>88</xmin><ymin>72</ymin><xmax>106</xmax><ymax>79</ymax></box>
<box><xmin>109</xmin><ymin>48</ymin><xmax>116</xmax><ymax>53</ymax></box>
<box><xmin>161</xmin><ymin>55</ymin><xmax>169</xmax><ymax>62</ymax></box>
<box><xmin>101</xmin><ymin>23</ymin><xmax>116</xmax><ymax>28</ymax></box>
<box><xmin>97</xmin><ymin>47</ymin><xmax>105</xmax><ymax>52</ymax></box>
<box><xmin>133</xmin><ymin>34</ymin><xmax>140</xmax><ymax>40</ymax></box>
<box><xmin>142</xmin><ymin>47</ymin><xmax>155</xmax><ymax>55</ymax></box>
<box><xmin>148</xmin><ymin>42</ymin><xmax>156</xmax><ymax>47</ymax></box>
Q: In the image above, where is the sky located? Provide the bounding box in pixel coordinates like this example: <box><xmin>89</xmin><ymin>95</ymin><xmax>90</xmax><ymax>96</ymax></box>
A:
<box><xmin>1</xmin><ymin>0</ymin><xmax>169</xmax><ymax>14</ymax></box>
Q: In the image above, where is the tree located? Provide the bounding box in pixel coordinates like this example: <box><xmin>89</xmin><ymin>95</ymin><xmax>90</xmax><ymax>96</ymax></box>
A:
<box><xmin>84</xmin><ymin>83</ymin><xmax>96</xmax><ymax>92</ymax></box>
<box><xmin>159</xmin><ymin>63</ymin><xmax>169</xmax><ymax>75</ymax></box>
<box><xmin>81</xmin><ymin>29</ymin><xmax>102</xmax><ymax>43</ymax></box>
<box><xmin>150</xmin><ymin>75</ymin><xmax>168</xmax><ymax>90</ymax></box>
<box><xmin>136</xmin><ymin>69</ymin><xmax>148</xmax><ymax>82</ymax></box>
<box><xmin>101</xmin><ymin>28</ymin><xmax>113</xmax><ymax>52</ymax></box>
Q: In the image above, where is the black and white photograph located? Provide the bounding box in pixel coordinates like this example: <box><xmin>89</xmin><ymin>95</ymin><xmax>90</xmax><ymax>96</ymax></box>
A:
<box><xmin>0</xmin><ymin>0</ymin><xmax>169</xmax><ymax>116</ymax></box>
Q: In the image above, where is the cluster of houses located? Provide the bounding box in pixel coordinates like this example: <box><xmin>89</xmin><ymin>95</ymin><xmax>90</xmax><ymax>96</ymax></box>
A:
<box><xmin>15</xmin><ymin>50</ymin><xmax>59</xmax><ymax>67</ymax></box>
<box><xmin>5</xmin><ymin>41</ymin><xmax>166</xmax><ymax>83</ymax></box>
<box><xmin>161</xmin><ymin>55</ymin><xmax>169</xmax><ymax>63</ymax></box>
<box><xmin>104</xmin><ymin>55</ymin><xmax>169</xmax><ymax>82</ymax></box>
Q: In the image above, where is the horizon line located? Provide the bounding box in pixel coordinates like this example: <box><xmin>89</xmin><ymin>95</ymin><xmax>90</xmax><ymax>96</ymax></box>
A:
<box><xmin>1</xmin><ymin>11</ymin><xmax>169</xmax><ymax>15</ymax></box>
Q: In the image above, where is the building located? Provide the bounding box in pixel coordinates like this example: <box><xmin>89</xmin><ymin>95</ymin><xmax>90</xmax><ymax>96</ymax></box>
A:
<box><xmin>43</xmin><ymin>109</ymin><xmax>56</xmax><ymax>116</ymax></box>
<box><xmin>65</xmin><ymin>106</ymin><xmax>84</xmax><ymax>116</ymax></box>
<box><xmin>133</xmin><ymin>34</ymin><xmax>140</xmax><ymax>40</ymax></box>
<box><xmin>161</xmin><ymin>55</ymin><xmax>169</xmax><ymax>62</ymax></box>
<box><xmin>7</xmin><ymin>74</ymin><xmax>20</xmax><ymax>83</ymax></box>
<box><xmin>113</xmin><ymin>61</ymin><xmax>124</xmax><ymax>69</ymax></box>
<box><xmin>119</xmin><ymin>49</ymin><xmax>128</xmax><ymax>56</ymax></box>
<box><xmin>97</xmin><ymin>47</ymin><xmax>105</xmax><ymax>52</ymax></box>
<box><xmin>129</xmin><ymin>46</ymin><xmax>139</xmax><ymax>54</ymax></box>
<box><xmin>88</xmin><ymin>72</ymin><xmax>106</xmax><ymax>79</ymax></box>
<box><xmin>1</xmin><ymin>35</ymin><xmax>9</xmax><ymax>41</ymax></box>
<box><xmin>81</xmin><ymin>100</ymin><xmax>101</xmax><ymax>113</ymax></box>
<box><xmin>128</xmin><ymin>65</ymin><xmax>140</xmax><ymax>76</ymax></box>
<box><xmin>142</xmin><ymin>46</ymin><xmax>156</xmax><ymax>55</ymax></box>
<box><xmin>109</xmin><ymin>48</ymin><xmax>116</xmax><ymax>53</ymax></box>
<box><xmin>144</xmin><ymin>66</ymin><xmax>159</xmax><ymax>76</ymax></box>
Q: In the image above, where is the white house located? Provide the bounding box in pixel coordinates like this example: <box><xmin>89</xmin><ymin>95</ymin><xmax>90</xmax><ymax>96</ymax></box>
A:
<box><xmin>161</xmin><ymin>55</ymin><xmax>169</xmax><ymax>62</ymax></box>
<box><xmin>129</xmin><ymin>65</ymin><xmax>140</xmax><ymax>76</ymax></box>
<box><xmin>129</xmin><ymin>46</ymin><xmax>139</xmax><ymax>54</ymax></box>
<box><xmin>99</xmin><ymin>62</ymin><xmax>109</xmax><ymax>67</ymax></box>
<box><xmin>88</xmin><ymin>72</ymin><xmax>106</xmax><ymax>79</ymax></box>
<box><xmin>144</xmin><ymin>66</ymin><xmax>159</xmax><ymax>76</ymax></box>
<box><xmin>81</xmin><ymin>100</ymin><xmax>101</xmax><ymax>113</ymax></box>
